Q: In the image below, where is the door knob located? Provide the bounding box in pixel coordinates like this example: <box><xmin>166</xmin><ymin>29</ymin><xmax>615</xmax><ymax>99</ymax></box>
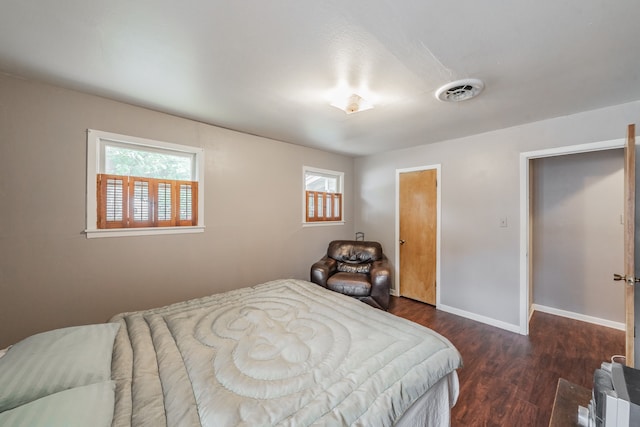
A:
<box><xmin>613</xmin><ymin>273</ymin><xmax>640</xmax><ymax>285</ymax></box>
<box><xmin>399</xmin><ymin>240</ymin><xmax>405</xmax><ymax>245</ymax></box>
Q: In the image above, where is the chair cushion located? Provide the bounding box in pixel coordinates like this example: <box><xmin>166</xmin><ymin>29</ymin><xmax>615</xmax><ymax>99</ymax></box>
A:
<box><xmin>327</xmin><ymin>272</ymin><xmax>371</xmax><ymax>297</ymax></box>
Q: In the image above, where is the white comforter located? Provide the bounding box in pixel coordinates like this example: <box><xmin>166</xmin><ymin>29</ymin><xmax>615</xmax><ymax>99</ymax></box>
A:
<box><xmin>109</xmin><ymin>279</ymin><xmax>462</xmax><ymax>426</ymax></box>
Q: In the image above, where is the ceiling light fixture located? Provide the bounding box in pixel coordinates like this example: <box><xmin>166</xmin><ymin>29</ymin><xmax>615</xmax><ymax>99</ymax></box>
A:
<box><xmin>330</xmin><ymin>93</ymin><xmax>374</xmax><ymax>114</ymax></box>
<box><xmin>435</xmin><ymin>78</ymin><xmax>485</xmax><ymax>102</ymax></box>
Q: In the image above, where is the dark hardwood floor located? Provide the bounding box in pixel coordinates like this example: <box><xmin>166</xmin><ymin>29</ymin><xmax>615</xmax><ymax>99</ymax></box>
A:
<box><xmin>388</xmin><ymin>296</ymin><xmax>625</xmax><ymax>427</ymax></box>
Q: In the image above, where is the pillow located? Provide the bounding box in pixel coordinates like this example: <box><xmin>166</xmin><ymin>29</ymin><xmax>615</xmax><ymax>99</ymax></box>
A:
<box><xmin>0</xmin><ymin>323</ymin><xmax>120</xmax><ymax>412</ymax></box>
<box><xmin>337</xmin><ymin>261</ymin><xmax>371</xmax><ymax>274</ymax></box>
<box><xmin>327</xmin><ymin>240</ymin><xmax>382</xmax><ymax>263</ymax></box>
<box><xmin>0</xmin><ymin>381</ymin><xmax>115</xmax><ymax>427</ymax></box>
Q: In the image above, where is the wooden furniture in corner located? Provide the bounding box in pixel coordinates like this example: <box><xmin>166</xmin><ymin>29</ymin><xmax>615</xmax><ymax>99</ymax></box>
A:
<box><xmin>548</xmin><ymin>378</ymin><xmax>591</xmax><ymax>427</ymax></box>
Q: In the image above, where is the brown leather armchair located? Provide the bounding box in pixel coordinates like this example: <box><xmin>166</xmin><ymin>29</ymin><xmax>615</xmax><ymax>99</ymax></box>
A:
<box><xmin>310</xmin><ymin>240</ymin><xmax>391</xmax><ymax>310</ymax></box>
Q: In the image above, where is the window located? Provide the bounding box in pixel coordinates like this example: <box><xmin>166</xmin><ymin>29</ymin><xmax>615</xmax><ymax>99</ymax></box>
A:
<box><xmin>86</xmin><ymin>130</ymin><xmax>204</xmax><ymax>238</ymax></box>
<box><xmin>303</xmin><ymin>166</ymin><xmax>343</xmax><ymax>223</ymax></box>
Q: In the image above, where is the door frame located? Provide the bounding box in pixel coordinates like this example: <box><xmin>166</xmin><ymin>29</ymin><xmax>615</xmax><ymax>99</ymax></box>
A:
<box><xmin>519</xmin><ymin>139</ymin><xmax>625</xmax><ymax>335</ymax></box>
<box><xmin>395</xmin><ymin>164</ymin><xmax>442</xmax><ymax>305</ymax></box>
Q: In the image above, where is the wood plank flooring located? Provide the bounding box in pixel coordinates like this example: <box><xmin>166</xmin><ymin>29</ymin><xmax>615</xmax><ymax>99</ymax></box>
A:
<box><xmin>388</xmin><ymin>296</ymin><xmax>625</xmax><ymax>427</ymax></box>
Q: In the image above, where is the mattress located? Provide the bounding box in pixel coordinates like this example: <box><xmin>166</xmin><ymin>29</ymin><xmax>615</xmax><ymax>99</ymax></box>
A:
<box><xmin>109</xmin><ymin>279</ymin><xmax>462</xmax><ymax>426</ymax></box>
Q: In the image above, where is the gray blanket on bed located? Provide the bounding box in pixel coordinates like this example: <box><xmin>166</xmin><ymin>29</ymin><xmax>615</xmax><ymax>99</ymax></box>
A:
<box><xmin>109</xmin><ymin>279</ymin><xmax>462</xmax><ymax>427</ymax></box>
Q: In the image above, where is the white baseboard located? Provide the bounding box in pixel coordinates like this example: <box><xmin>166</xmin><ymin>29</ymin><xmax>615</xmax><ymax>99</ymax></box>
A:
<box><xmin>390</xmin><ymin>288</ymin><xmax>399</xmax><ymax>297</ymax></box>
<box><xmin>394</xmin><ymin>297</ymin><xmax>624</xmax><ymax>334</ymax></box>
<box><xmin>532</xmin><ymin>304</ymin><xmax>625</xmax><ymax>331</ymax></box>
<box><xmin>437</xmin><ymin>303</ymin><xmax>522</xmax><ymax>334</ymax></box>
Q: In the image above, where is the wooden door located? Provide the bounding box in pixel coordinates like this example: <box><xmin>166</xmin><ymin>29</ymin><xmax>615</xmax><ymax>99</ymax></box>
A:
<box><xmin>399</xmin><ymin>169</ymin><xmax>437</xmax><ymax>305</ymax></box>
<box><xmin>621</xmin><ymin>124</ymin><xmax>636</xmax><ymax>366</ymax></box>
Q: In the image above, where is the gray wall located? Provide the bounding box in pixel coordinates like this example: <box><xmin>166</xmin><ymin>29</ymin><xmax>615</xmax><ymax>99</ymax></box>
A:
<box><xmin>0</xmin><ymin>74</ymin><xmax>354</xmax><ymax>348</ymax></box>
<box><xmin>531</xmin><ymin>150</ymin><xmax>624</xmax><ymax>322</ymax></box>
<box><xmin>355</xmin><ymin>100</ymin><xmax>640</xmax><ymax>329</ymax></box>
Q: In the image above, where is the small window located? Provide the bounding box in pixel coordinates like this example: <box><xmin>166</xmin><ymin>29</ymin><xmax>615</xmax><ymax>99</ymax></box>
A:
<box><xmin>86</xmin><ymin>130</ymin><xmax>204</xmax><ymax>238</ymax></box>
<box><xmin>303</xmin><ymin>166</ymin><xmax>343</xmax><ymax>223</ymax></box>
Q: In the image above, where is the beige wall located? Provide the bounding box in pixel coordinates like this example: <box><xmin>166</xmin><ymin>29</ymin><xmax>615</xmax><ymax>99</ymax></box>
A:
<box><xmin>0</xmin><ymin>74</ymin><xmax>354</xmax><ymax>348</ymax></box>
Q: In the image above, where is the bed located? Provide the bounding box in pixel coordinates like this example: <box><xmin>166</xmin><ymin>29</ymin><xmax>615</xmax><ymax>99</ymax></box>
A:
<box><xmin>0</xmin><ymin>279</ymin><xmax>462</xmax><ymax>427</ymax></box>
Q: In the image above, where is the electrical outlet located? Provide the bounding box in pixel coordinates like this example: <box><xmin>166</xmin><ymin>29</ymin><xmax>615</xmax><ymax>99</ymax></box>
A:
<box><xmin>499</xmin><ymin>217</ymin><xmax>508</xmax><ymax>228</ymax></box>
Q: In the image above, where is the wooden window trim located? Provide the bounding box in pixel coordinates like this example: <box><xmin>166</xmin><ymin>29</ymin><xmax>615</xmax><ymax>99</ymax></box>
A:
<box><xmin>97</xmin><ymin>174</ymin><xmax>198</xmax><ymax>229</ymax></box>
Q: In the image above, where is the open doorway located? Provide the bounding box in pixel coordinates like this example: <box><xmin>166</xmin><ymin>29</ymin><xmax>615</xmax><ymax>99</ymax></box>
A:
<box><xmin>530</xmin><ymin>149</ymin><xmax>624</xmax><ymax>330</ymax></box>
<box><xmin>519</xmin><ymin>139</ymin><xmax>626</xmax><ymax>335</ymax></box>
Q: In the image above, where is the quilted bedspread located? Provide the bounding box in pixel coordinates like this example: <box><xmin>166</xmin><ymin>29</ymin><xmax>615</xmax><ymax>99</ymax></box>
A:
<box><xmin>109</xmin><ymin>279</ymin><xmax>462</xmax><ymax>427</ymax></box>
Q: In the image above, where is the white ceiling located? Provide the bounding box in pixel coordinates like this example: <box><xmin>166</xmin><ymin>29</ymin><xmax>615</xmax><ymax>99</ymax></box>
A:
<box><xmin>1</xmin><ymin>1</ymin><xmax>639</xmax><ymax>156</ymax></box>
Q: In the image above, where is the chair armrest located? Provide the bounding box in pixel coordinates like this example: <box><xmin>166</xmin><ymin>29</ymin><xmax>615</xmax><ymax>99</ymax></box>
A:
<box><xmin>369</xmin><ymin>256</ymin><xmax>392</xmax><ymax>310</ymax></box>
<box><xmin>310</xmin><ymin>256</ymin><xmax>337</xmax><ymax>288</ymax></box>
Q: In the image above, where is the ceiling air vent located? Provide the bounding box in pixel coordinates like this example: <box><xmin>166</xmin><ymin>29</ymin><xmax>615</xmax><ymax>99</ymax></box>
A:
<box><xmin>435</xmin><ymin>78</ymin><xmax>484</xmax><ymax>102</ymax></box>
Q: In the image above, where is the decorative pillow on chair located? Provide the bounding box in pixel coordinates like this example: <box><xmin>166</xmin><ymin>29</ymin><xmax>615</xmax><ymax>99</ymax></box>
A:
<box><xmin>337</xmin><ymin>261</ymin><xmax>371</xmax><ymax>274</ymax></box>
<box><xmin>0</xmin><ymin>323</ymin><xmax>120</xmax><ymax>412</ymax></box>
